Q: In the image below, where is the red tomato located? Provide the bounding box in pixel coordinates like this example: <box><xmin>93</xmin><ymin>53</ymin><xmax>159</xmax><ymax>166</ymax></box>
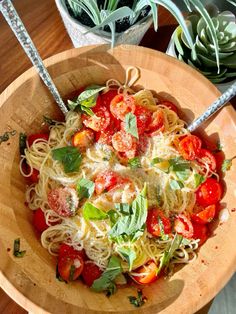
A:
<box><xmin>192</xmin><ymin>204</ymin><xmax>216</xmax><ymax>224</ymax></box>
<box><xmin>81</xmin><ymin>261</ymin><xmax>102</xmax><ymax>287</ymax></box>
<box><xmin>132</xmin><ymin>261</ymin><xmax>158</xmax><ymax>285</ymax></box>
<box><xmin>27</xmin><ymin>133</ymin><xmax>49</xmax><ymax>147</ymax></box>
<box><xmin>112</xmin><ymin>130</ymin><xmax>136</xmax><ymax>152</ymax></box>
<box><xmin>32</xmin><ymin>208</ymin><xmax>48</xmax><ymax>233</ymax></box>
<box><xmin>146</xmin><ymin>110</ymin><xmax>165</xmax><ymax>135</ymax></box>
<box><xmin>59</xmin><ymin>243</ymin><xmax>87</xmax><ymax>260</ymax></box>
<box><xmin>178</xmin><ymin>135</ymin><xmax>202</xmax><ymax>160</ymax></box>
<box><xmin>94</xmin><ymin>170</ymin><xmax>129</xmax><ymax>194</ymax></box>
<box><xmin>196</xmin><ymin>178</ymin><xmax>222</xmax><ymax>207</ymax></box>
<box><xmin>136</xmin><ymin>134</ymin><xmax>149</xmax><ymax>155</ymax></box>
<box><xmin>134</xmin><ymin>106</ymin><xmax>152</xmax><ymax>135</ymax></box>
<box><xmin>174</xmin><ymin>214</ymin><xmax>194</xmax><ymax>239</ymax></box>
<box><xmin>100</xmin><ymin>89</ymin><xmax>118</xmax><ymax>107</ymax></box>
<box><xmin>96</xmin><ymin>115</ymin><xmax>121</xmax><ymax>145</ymax></box>
<box><xmin>159</xmin><ymin>100</ymin><xmax>178</xmax><ymax>114</ymax></box>
<box><xmin>82</xmin><ymin>106</ymin><xmax>110</xmax><ymax>132</ymax></box>
<box><xmin>214</xmin><ymin>151</ymin><xmax>225</xmax><ymax>172</ymax></box>
<box><xmin>197</xmin><ymin>149</ymin><xmax>216</xmax><ymax>172</ymax></box>
<box><xmin>27</xmin><ymin>167</ymin><xmax>39</xmax><ymax>184</ymax></box>
<box><xmin>58</xmin><ymin>254</ymin><xmax>84</xmax><ymax>281</ymax></box>
<box><xmin>192</xmin><ymin>222</ymin><xmax>208</xmax><ymax>246</ymax></box>
<box><xmin>72</xmin><ymin>129</ymin><xmax>94</xmax><ymax>150</ymax></box>
<box><xmin>146</xmin><ymin>208</ymin><xmax>171</xmax><ymax>237</ymax></box>
<box><xmin>110</xmin><ymin>94</ymin><xmax>136</xmax><ymax>120</ymax></box>
<box><xmin>48</xmin><ymin>187</ymin><xmax>79</xmax><ymax>217</ymax></box>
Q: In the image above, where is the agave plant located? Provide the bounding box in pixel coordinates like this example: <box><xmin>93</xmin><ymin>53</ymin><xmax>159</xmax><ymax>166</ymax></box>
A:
<box><xmin>173</xmin><ymin>6</ymin><xmax>236</xmax><ymax>83</ymax></box>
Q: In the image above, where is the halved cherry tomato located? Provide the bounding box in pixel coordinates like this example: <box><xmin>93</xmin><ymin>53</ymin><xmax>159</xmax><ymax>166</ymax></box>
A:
<box><xmin>110</xmin><ymin>94</ymin><xmax>136</xmax><ymax>120</ymax></box>
<box><xmin>27</xmin><ymin>167</ymin><xmax>39</xmax><ymax>184</ymax></box>
<box><xmin>197</xmin><ymin>149</ymin><xmax>216</xmax><ymax>172</ymax></box>
<box><xmin>112</xmin><ymin>130</ymin><xmax>136</xmax><ymax>152</ymax></box>
<box><xmin>146</xmin><ymin>110</ymin><xmax>165</xmax><ymax>135</ymax></box>
<box><xmin>96</xmin><ymin>115</ymin><xmax>121</xmax><ymax>145</ymax></box>
<box><xmin>82</xmin><ymin>106</ymin><xmax>110</xmax><ymax>132</ymax></box>
<box><xmin>59</xmin><ymin>243</ymin><xmax>87</xmax><ymax>260</ymax></box>
<box><xmin>192</xmin><ymin>222</ymin><xmax>208</xmax><ymax>246</ymax></box>
<box><xmin>174</xmin><ymin>214</ymin><xmax>194</xmax><ymax>239</ymax></box>
<box><xmin>132</xmin><ymin>261</ymin><xmax>158</xmax><ymax>285</ymax></box>
<box><xmin>214</xmin><ymin>151</ymin><xmax>225</xmax><ymax>172</ymax></box>
<box><xmin>178</xmin><ymin>135</ymin><xmax>202</xmax><ymax>160</ymax></box>
<box><xmin>81</xmin><ymin>261</ymin><xmax>102</xmax><ymax>287</ymax></box>
<box><xmin>146</xmin><ymin>208</ymin><xmax>171</xmax><ymax>237</ymax></box>
<box><xmin>58</xmin><ymin>254</ymin><xmax>84</xmax><ymax>281</ymax></box>
<box><xmin>94</xmin><ymin>170</ymin><xmax>128</xmax><ymax>195</ymax></box>
<box><xmin>72</xmin><ymin>129</ymin><xmax>94</xmax><ymax>150</ymax></box>
<box><xmin>48</xmin><ymin>187</ymin><xmax>78</xmax><ymax>217</ymax></box>
<box><xmin>196</xmin><ymin>178</ymin><xmax>222</xmax><ymax>207</ymax></box>
<box><xmin>27</xmin><ymin>133</ymin><xmax>49</xmax><ymax>147</ymax></box>
<box><xmin>159</xmin><ymin>100</ymin><xmax>178</xmax><ymax>114</ymax></box>
<box><xmin>100</xmin><ymin>89</ymin><xmax>118</xmax><ymax>107</ymax></box>
<box><xmin>134</xmin><ymin>106</ymin><xmax>152</xmax><ymax>135</ymax></box>
<box><xmin>136</xmin><ymin>134</ymin><xmax>149</xmax><ymax>155</ymax></box>
<box><xmin>191</xmin><ymin>204</ymin><xmax>216</xmax><ymax>224</ymax></box>
<box><xmin>32</xmin><ymin>208</ymin><xmax>48</xmax><ymax>233</ymax></box>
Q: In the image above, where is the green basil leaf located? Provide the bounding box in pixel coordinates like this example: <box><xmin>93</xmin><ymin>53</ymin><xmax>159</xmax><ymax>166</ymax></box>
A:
<box><xmin>169</xmin><ymin>179</ymin><xmax>184</xmax><ymax>190</ymax></box>
<box><xmin>128</xmin><ymin>289</ymin><xmax>147</xmax><ymax>308</ymax></box>
<box><xmin>169</xmin><ymin>157</ymin><xmax>190</xmax><ymax>172</ymax></box>
<box><xmin>175</xmin><ymin>169</ymin><xmax>191</xmax><ymax>181</ymax></box>
<box><xmin>124</xmin><ymin>112</ymin><xmax>139</xmax><ymax>139</ymax></box>
<box><xmin>81</xmin><ymin>106</ymin><xmax>94</xmax><ymax>116</ymax></box>
<box><xmin>69</xmin><ymin>265</ymin><xmax>76</xmax><ymax>281</ymax></box>
<box><xmin>77</xmin><ymin>178</ymin><xmax>95</xmax><ymax>199</ymax></box>
<box><xmin>194</xmin><ymin>173</ymin><xmax>205</xmax><ymax>188</ymax></box>
<box><xmin>43</xmin><ymin>116</ymin><xmax>59</xmax><ymax>126</ymax></box>
<box><xmin>158</xmin><ymin>217</ymin><xmax>169</xmax><ymax>241</ymax></box>
<box><xmin>222</xmin><ymin>158</ymin><xmax>234</xmax><ymax>172</ymax></box>
<box><xmin>107</xmin><ymin>209</ymin><xmax>119</xmax><ymax>226</ymax></box>
<box><xmin>19</xmin><ymin>133</ymin><xmax>27</xmax><ymax>155</ymax></box>
<box><xmin>83</xmin><ymin>202</ymin><xmax>108</xmax><ymax>220</ymax></box>
<box><xmin>114</xmin><ymin>203</ymin><xmax>132</xmax><ymax>215</ymax></box>
<box><xmin>128</xmin><ymin>157</ymin><xmax>141</xmax><ymax>169</ymax></box>
<box><xmin>91</xmin><ymin>255</ymin><xmax>122</xmax><ymax>293</ymax></box>
<box><xmin>77</xmin><ymin>85</ymin><xmax>105</xmax><ymax>103</ymax></box>
<box><xmin>67</xmin><ymin>99</ymin><xmax>78</xmax><ymax>111</ymax></box>
<box><xmin>116</xmin><ymin>247</ymin><xmax>136</xmax><ymax>271</ymax></box>
<box><xmin>13</xmin><ymin>238</ymin><xmax>26</xmax><ymax>258</ymax></box>
<box><xmin>151</xmin><ymin>157</ymin><xmax>165</xmax><ymax>165</ymax></box>
<box><xmin>52</xmin><ymin>146</ymin><xmax>82</xmax><ymax>173</ymax></box>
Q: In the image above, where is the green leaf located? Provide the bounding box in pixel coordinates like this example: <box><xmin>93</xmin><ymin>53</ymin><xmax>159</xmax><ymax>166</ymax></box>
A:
<box><xmin>169</xmin><ymin>157</ymin><xmax>190</xmax><ymax>171</ymax></box>
<box><xmin>80</xmin><ymin>106</ymin><xmax>94</xmax><ymax>116</ymax></box>
<box><xmin>107</xmin><ymin>209</ymin><xmax>119</xmax><ymax>226</ymax></box>
<box><xmin>175</xmin><ymin>169</ymin><xmax>191</xmax><ymax>181</ymax></box>
<box><xmin>128</xmin><ymin>157</ymin><xmax>141</xmax><ymax>169</ymax></box>
<box><xmin>158</xmin><ymin>217</ymin><xmax>169</xmax><ymax>241</ymax></box>
<box><xmin>52</xmin><ymin>146</ymin><xmax>82</xmax><ymax>173</ymax></box>
<box><xmin>128</xmin><ymin>289</ymin><xmax>147</xmax><ymax>308</ymax></box>
<box><xmin>124</xmin><ymin>112</ymin><xmax>139</xmax><ymax>139</ymax></box>
<box><xmin>69</xmin><ymin>265</ymin><xmax>76</xmax><ymax>281</ymax></box>
<box><xmin>19</xmin><ymin>133</ymin><xmax>27</xmax><ymax>155</ymax></box>
<box><xmin>222</xmin><ymin>158</ymin><xmax>234</xmax><ymax>172</ymax></box>
<box><xmin>77</xmin><ymin>178</ymin><xmax>95</xmax><ymax>199</ymax></box>
<box><xmin>83</xmin><ymin>203</ymin><xmax>108</xmax><ymax>220</ymax></box>
<box><xmin>151</xmin><ymin>157</ymin><xmax>165</xmax><ymax>165</ymax></box>
<box><xmin>114</xmin><ymin>203</ymin><xmax>132</xmax><ymax>215</ymax></box>
<box><xmin>194</xmin><ymin>173</ymin><xmax>205</xmax><ymax>188</ymax></box>
<box><xmin>169</xmin><ymin>179</ymin><xmax>184</xmax><ymax>190</ymax></box>
<box><xmin>78</xmin><ymin>85</ymin><xmax>105</xmax><ymax>103</ymax></box>
<box><xmin>43</xmin><ymin>116</ymin><xmax>59</xmax><ymax>126</ymax></box>
<box><xmin>117</xmin><ymin>247</ymin><xmax>136</xmax><ymax>271</ymax></box>
<box><xmin>13</xmin><ymin>238</ymin><xmax>26</xmax><ymax>258</ymax></box>
<box><xmin>91</xmin><ymin>255</ymin><xmax>122</xmax><ymax>293</ymax></box>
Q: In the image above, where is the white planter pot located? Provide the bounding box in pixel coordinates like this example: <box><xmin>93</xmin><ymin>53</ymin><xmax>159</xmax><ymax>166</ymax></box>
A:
<box><xmin>166</xmin><ymin>31</ymin><xmax>236</xmax><ymax>93</ymax></box>
<box><xmin>55</xmin><ymin>0</ymin><xmax>153</xmax><ymax>47</ymax></box>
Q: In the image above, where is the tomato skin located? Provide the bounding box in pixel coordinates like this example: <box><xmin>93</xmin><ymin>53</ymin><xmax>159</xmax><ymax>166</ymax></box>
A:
<box><xmin>197</xmin><ymin>149</ymin><xmax>216</xmax><ymax>172</ymax></box>
<box><xmin>110</xmin><ymin>94</ymin><xmax>136</xmax><ymax>120</ymax></box>
<box><xmin>178</xmin><ymin>135</ymin><xmax>202</xmax><ymax>160</ymax></box>
<box><xmin>131</xmin><ymin>261</ymin><xmax>158</xmax><ymax>285</ymax></box>
<box><xmin>174</xmin><ymin>214</ymin><xmax>194</xmax><ymax>239</ymax></box>
<box><xmin>32</xmin><ymin>208</ymin><xmax>48</xmax><ymax>233</ymax></box>
<box><xmin>159</xmin><ymin>100</ymin><xmax>178</xmax><ymax>114</ymax></box>
<box><xmin>134</xmin><ymin>106</ymin><xmax>152</xmax><ymax>135</ymax></box>
<box><xmin>58</xmin><ymin>254</ymin><xmax>84</xmax><ymax>281</ymax></box>
<box><xmin>82</xmin><ymin>106</ymin><xmax>110</xmax><ymax>132</ymax></box>
<box><xmin>191</xmin><ymin>204</ymin><xmax>216</xmax><ymax>224</ymax></box>
<box><xmin>196</xmin><ymin>178</ymin><xmax>222</xmax><ymax>207</ymax></box>
<box><xmin>100</xmin><ymin>89</ymin><xmax>118</xmax><ymax>107</ymax></box>
<box><xmin>72</xmin><ymin>129</ymin><xmax>94</xmax><ymax>150</ymax></box>
<box><xmin>27</xmin><ymin>133</ymin><xmax>49</xmax><ymax>147</ymax></box>
<box><xmin>59</xmin><ymin>243</ymin><xmax>87</xmax><ymax>260</ymax></box>
<box><xmin>192</xmin><ymin>222</ymin><xmax>208</xmax><ymax>246</ymax></box>
<box><xmin>146</xmin><ymin>110</ymin><xmax>165</xmax><ymax>135</ymax></box>
<box><xmin>214</xmin><ymin>151</ymin><xmax>225</xmax><ymax>172</ymax></box>
<box><xmin>146</xmin><ymin>208</ymin><xmax>171</xmax><ymax>237</ymax></box>
<box><xmin>26</xmin><ymin>167</ymin><xmax>39</xmax><ymax>184</ymax></box>
<box><xmin>95</xmin><ymin>170</ymin><xmax>120</xmax><ymax>194</ymax></box>
<box><xmin>112</xmin><ymin>130</ymin><xmax>136</xmax><ymax>152</ymax></box>
<box><xmin>81</xmin><ymin>261</ymin><xmax>102</xmax><ymax>287</ymax></box>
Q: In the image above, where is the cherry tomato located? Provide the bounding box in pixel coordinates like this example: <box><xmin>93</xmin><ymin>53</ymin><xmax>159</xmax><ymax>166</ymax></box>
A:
<box><xmin>48</xmin><ymin>187</ymin><xmax>78</xmax><ymax>217</ymax></box>
<box><xmin>146</xmin><ymin>208</ymin><xmax>171</xmax><ymax>237</ymax></box>
<box><xmin>131</xmin><ymin>261</ymin><xmax>158</xmax><ymax>285</ymax></box>
<box><xmin>32</xmin><ymin>208</ymin><xmax>48</xmax><ymax>233</ymax></box>
<box><xmin>159</xmin><ymin>100</ymin><xmax>178</xmax><ymax>114</ymax></box>
<box><xmin>96</xmin><ymin>116</ymin><xmax>121</xmax><ymax>145</ymax></box>
<box><xmin>59</xmin><ymin>243</ymin><xmax>87</xmax><ymax>260</ymax></box>
<box><xmin>110</xmin><ymin>94</ymin><xmax>136</xmax><ymax>120</ymax></box>
<box><xmin>72</xmin><ymin>129</ymin><xmax>94</xmax><ymax>150</ymax></box>
<box><xmin>192</xmin><ymin>222</ymin><xmax>208</xmax><ymax>246</ymax></box>
<box><xmin>100</xmin><ymin>89</ymin><xmax>118</xmax><ymax>107</ymax></box>
<box><xmin>178</xmin><ymin>135</ymin><xmax>202</xmax><ymax>160</ymax></box>
<box><xmin>196</xmin><ymin>178</ymin><xmax>222</xmax><ymax>207</ymax></box>
<box><xmin>58</xmin><ymin>254</ymin><xmax>84</xmax><ymax>281</ymax></box>
<box><xmin>94</xmin><ymin>170</ymin><xmax>128</xmax><ymax>194</ymax></box>
<box><xmin>214</xmin><ymin>151</ymin><xmax>225</xmax><ymax>172</ymax></box>
<box><xmin>134</xmin><ymin>106</ymin><xmax>152</xmax><ymax>135</ymax></box>
<box><xmin>146</xmin><ymin>110</ymin><xmax>165</xmax><ymax>135</ymax></box>
<box><xmin>191</xmin><ymin>204</ymin><xmax>216</xmax><ymax>224</ymax></box>
<box><xmin>26</xmin><ymin>166</ymin><xmax>39</xmax><ymax>184</ymax></box>
<box><xmin>197</xmin><ymin>149</ymin><xmax>216</xmax><ymax>172</ymax></box>
<box><xmin>81</xmin><ymin>261</ymin><xmax>102</xmax><ymax>287</ymax></box>
<box><xmin>136</xmin><ymin>134</ymin><xmax>149</xmax><ymax>155</ymax></box>
<box><xmin>27</xmin><ymin>133</ymin><xmax>49</xmax><ymax>147</ymax></box>
<box><xmin>82</xmin><ymin>106</ymin><xmax>110</xmax><ymax>132</ymax></box>
<box><xmin>174</xmin><ymin>214</ymin><xmax>194</xmax><ymax>239</ymax></box>
<box><xmin>112</xmin><ymin>130</ymin><xmax>136</xmax><ymax>152</ymax></box>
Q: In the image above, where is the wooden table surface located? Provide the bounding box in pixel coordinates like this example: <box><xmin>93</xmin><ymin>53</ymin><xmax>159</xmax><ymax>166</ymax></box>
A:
<box><xmin>0</xmin><ymin>0</ymin><xmax>234</xmax><ymax>313</ymax></box>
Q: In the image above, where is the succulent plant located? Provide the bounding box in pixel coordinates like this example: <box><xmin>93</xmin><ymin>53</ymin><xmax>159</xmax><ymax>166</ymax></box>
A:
<box><xmin>173</xmin><ymin>7</ymin><xmax>236</xmax><ymax>84</ymax></box>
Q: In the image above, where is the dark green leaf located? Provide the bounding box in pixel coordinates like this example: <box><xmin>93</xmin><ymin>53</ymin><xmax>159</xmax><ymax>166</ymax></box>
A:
<box><xmin>83</xmin><ymin>203</ymin><xmax>108</xmax><ymax>220</ymax></box>
<box><xmin>77</xmin><ymin>85</ymin><xmax>105</xmax><ymax>103</ymax></box>
<box><xmin>43</xmin><ymin>116</ymin><xmax>59</xmax><ymax>126</ymax></box>
<box><xmin>114</xmin><ymin>203</ymin><xmax>132</xmax><ymax>215</ymax></box>
<box><xmin>56</xmin><ymin>264</ymin><xmax>67</xmax><ymax>282</ymax></box>
<box><xmin>151</xmin><ymin>157</ymin><xmax>165</xmax><ymax>165</ymax></box>
<box><xmin>169</xmin><ymin>179</ymin><xmax>184</xmax><ymax>190</ymax></box>
<box><xmin>128</xmin><ymin>289</ymin><xmax>147</xmax><ymax>308</ymax></box>
<box><xmin>69</xmin><ymin>265</ymin><xmax>76</xmax><ymax>281</ymax></box>
<box><xmin>194</xmin><ymin>173</ymin><xmax>205</xmax><ymax>188</ymax></box>
<box><xmin>116</xmin><ymin>247</ymin><xmax>136</xmax><ymax>271</ymax></box>
<box><xmin>52</xmin><ymin>146</ymin><xmax>82</xmax><ymax>173</ymax></box>
<box><xmin>158</xmin><ymin>217</ymin><xmax>169</xmax><ymax>241</ymax></box>
<box><xmin>175</xmin><ymin>169</ymin><xmax>191</xmax><ymax>181</ymax></box>
<box><xmin>128</xmin><ymin>157</ymin><xmax>141</xmax><ymax>169</ymax></box>
<box><xmin>13</xmin><ymin>238</ymin><xmax>26</xmax><ymax>258</ymax></box>
<box><xmin>77</xmin><ymin>178</ymin><xmax>95</xmax><ymax>199</ymax></box>
<box><xmin>81</xmin><ymin>106</ymin><xmax>94</xmax><ymax>116</ymax></box>
<box><xmin>19</xmin><ymin>133</ymin><xmax>27</xmax><ymax>155</ymax></box>
<box><xmin>124</xmin><ymin>112</ymin><xmax>139</xmax><ymax>139</ymax></box>
<box><xmin>67</xmin><ymin>99</ymin><xmax>78</xmax><ymax>111</ymax></box>
<box><xmin>169</xmin><ymin>157</ymin><xmax>190</xmax><ymax>172</ymax></box>
<box><xmin>222</xmin><ymin>158</ymin><xmax>234</xmax><ymax>172</ymax></box>
<box><xmin>0</xmin><ymin>130</ymin><xmax>16</xmax><ymax>145</ymax></box>
<box><xmin>107</xmin><ymin>210</ymin><xmax>119</xmax><ymax>226</ymax></box>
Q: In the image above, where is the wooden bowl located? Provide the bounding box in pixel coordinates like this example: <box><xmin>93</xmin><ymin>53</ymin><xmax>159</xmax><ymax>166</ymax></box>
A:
<box><xmin>0</xmin><ymin>45</ymin><xmax>235</xmax><ymax>314</ymax></box>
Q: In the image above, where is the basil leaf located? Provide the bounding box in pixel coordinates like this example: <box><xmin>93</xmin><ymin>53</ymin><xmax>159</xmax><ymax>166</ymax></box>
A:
<box><xmin>158</xmin><ymin>217</ymin><xmax>169</xmax><ymax>241</ymax></box>
<box><xmin>43</xmin><ymin>116</ymin><xmax>59</xmax><ymax>126</ymax></box>
<box><xmin>107</xmin><ymin>210</ymin><xmax>119</xmax><ymax>226</ymax></box>
<box><xmin>81</xmin><ymin>106</ymin><xmax>94</xmax><ymax>116</ymax></box>
<box><xmin>116</xmin><ymin>247</ymin><xmax>136</xmax><ymax>271</ymax></box>
<box><xmin>19</xmin><ymin>133</ymin><xmax>27</xmax><ymax>155</ymax></box>
<box><xmin>13</xmin><ymin>238</ymin><xmax>26</xmax><ymax>258</ymax></box>
<box><xmin>69</xmin><ymin>265</ymin><xmax>76</xmax><ymax>281</ymax></box>
<box><xmin>77</xmin><ymin>178</ymin><xmax>95</xmax><ymax>199</ymax></box>
<box><xmin>222</xmin><ymin>158</ymin><xmax>234</xmax><ymax>172</ymax></box>
<box><xmin>67</xmin><ymin>99</ymin><xmax>78</xmax><ymax>111</ymax></box>
<box><xmin>124</xmin><ymin>112</ymin><xmax>139</xmax><ymax>139</ymax></box>
<box><xmin>91</xmin><ymin>255</ymin><xmax>122</xmax><ymax>293</ymax></box>
<box><xmin>151</xmin><ymin>157</ymin><xmax>165</xmax><ymax>165</ymax></box>
<box><xmin>128</xmin><ymin>157</ymin><xmax>141</xmax><ymax>169</ymax></box>
<box><xmin>114</xmin><ymin>203</ymin><xmax>132</xmax><ymax>215</ymax></box>
<box><xmin>175</xmin><ymin>169</ymin><xmax>191</xmax><ymax>181</ymax></box>
<box><xmin>213</xmin><ymin>141</ymin><xmax>223</xmax><ymax>153</ymax></box>
<box><xmin>78</xmin><ymin>85</ymin><xmax>105</xmax><ymax>103</ymax></box>
<box><xmin>169</xmin><ymin>179</ymin><xmax>184</xmax><ymax>190</ymax></box>
<box><xmin>52</xmin><ymin>146</ymin><xmax>82</xmax><ymax>173</ymax></box>
<box><xmin>56</xmin><ymin>264</ymin><xmax>67</xmax><ymax>282</ymax></box>
<box><xmin>83</xmin><ymin>203</ymin><xmax>108</xmax><ymax>220</ymax></box>
<box><xmin>194</xmin><ymin>173</ymin><xmax>205</xmax><ymax>188</ymax></box>
<box><xmin>128</xmin><ymin>289</ymin><xmax>147</xmax><ymax>308</ymax></box>
<box><xmin>169</xmin><ymin>157</ymin><xmax>190</xmax><ymax>172</ymax></box>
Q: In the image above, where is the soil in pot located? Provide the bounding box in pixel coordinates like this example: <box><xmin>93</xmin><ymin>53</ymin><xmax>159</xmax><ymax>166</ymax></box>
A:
<box><xmin>65</xmin><ymin>0</ymin><xmax>150</xmax><ymax>33</ymax></box>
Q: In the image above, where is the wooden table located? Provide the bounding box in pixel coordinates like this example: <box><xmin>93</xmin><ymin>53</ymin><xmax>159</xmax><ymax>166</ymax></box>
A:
<box><xmin>0</xmin><ymin>0</ymin><xmax>233</xmax><ymax>313</ymax></box>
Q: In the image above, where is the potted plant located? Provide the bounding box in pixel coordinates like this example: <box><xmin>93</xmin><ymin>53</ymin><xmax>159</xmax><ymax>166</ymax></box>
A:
<box><xmin>167</xmin><ymin>1</ymin><xmax>236</xmax><ymax>92</ymax></box>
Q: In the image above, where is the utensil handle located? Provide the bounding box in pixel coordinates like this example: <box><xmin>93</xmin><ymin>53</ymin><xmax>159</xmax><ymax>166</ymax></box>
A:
<box><xmin>187</xmin><ymin>81</ymin><xmax>236</xmax><ymax>132</ymax></box>
<box><xmin>0</xmin><ymin>0</ymin><xmax>68</xmax><ymax>115</ymax></box>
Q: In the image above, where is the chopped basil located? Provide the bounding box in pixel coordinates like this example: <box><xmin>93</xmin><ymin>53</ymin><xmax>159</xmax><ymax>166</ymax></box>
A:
<box><xmin>175</xmin><ymin>169</ymin><xmax>191</xmax><ymax>181</ymax></box>
<box><xmin>116</xmin><ymin>247</ymin><xmax>136</xmax><ymax>271</ymax></box>
<box><xmin>83</xmin><ymin>203</ymin><xmax>108</xmax><ymax>220</ymax></box>
<box><xmin>0</xmin><ymin>130</ymin><xmax>16</xmax><ymax>145</ymax></box>
<box><xmin>213</xmin><ymin>141</ymin><xmax>223</xmax><ymax>153</ymax></box>
<box><xmin>77</xmin><ymin>178</ymin><xmax>95</xmax><ymax>199</ymax></box>
<box><xmin>194</xmin><ymin>173</ymin><xmax>205</xmax><ymax>188</ymax></box>
<box><xmin>151</xmin><ymin>157</ymin><xmax>165</xmax><ymax>166</ymax></box>
<box><xmin>107</xmin><ymin>210</ymin><xmax>119</xmax><ymax>226</ymax></box>
<box><xmin>114</xmin><ymin>203</ymin><xmax>132</xmax><ymax>215</ymax></box>
<box><xmin>19</xmin><ymin>133</ymin><xmax>27</xmax><ymax>155</ymax></box>
<box><xmin>52</xmin><ymin>146</ymin><xmax>82</xmax><ymax>173</ymax></box>
<box><xmin>124</xmin><ymin>112</ymin><xmax>139</xmax><ymax>139</ymax></box>
<box><xmin>128</xmin><ymin>157</ymin><xmax>141</xmax><ymax>169</ymax></box>
<box><xmin>158</xmin><ymin>217</ymin><xmax>169</xmax><ymax>241</ymax></box>
<box><xmin>222</xmin><ymin>157</ymin><xmax>235</xmax><ymax>173</ymax></box>
<box><xmin>56</xmin><ymin>264</ymin><xmax>67</xmax><ymax>282</ymax></box>
<box><xmin>43</xmin><ymin>116</ymin><xmax>59</xmax><ymax>126</ymax></box>
<box><xmin>169</xmin><ymin>157</ymin><xmax>190</xmax><ymax>172</ymax></box>
<box><xmin>169</xmin><ymin>179</ymin><xmax>184</xmax><ymax>190</ymax></box>
<box><xmin>13</xmin><ymin>238</ymin><xmax>26</xmax><ymax>258</ymax></box>
<box><xmin>128</xmin><ymin>289</ymin><xmax>147</xmax><ymax>308</ymax></box>
<box><xmin>69</xmin><ymin>265</ymin><xmax>76</xmax><ymax>281</ymax></box>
